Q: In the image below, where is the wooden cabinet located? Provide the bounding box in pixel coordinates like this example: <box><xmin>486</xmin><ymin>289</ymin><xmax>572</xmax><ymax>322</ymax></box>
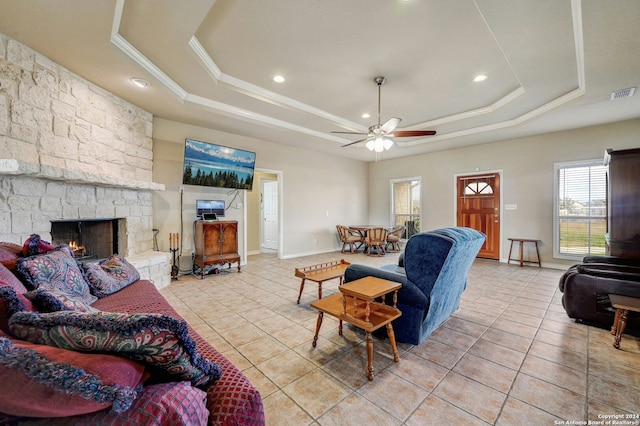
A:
<box><xmin>605</xmin><ymin>148</ymin><xmax>640</xmax><ymax>258</ymax></box>
<box><xmin>194</xmin><ymin>220</ymin><xmax>241</xmax><ymax>278</ymax></box>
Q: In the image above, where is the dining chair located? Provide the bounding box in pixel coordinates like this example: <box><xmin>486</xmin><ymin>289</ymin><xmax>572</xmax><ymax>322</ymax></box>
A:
<box><xmin>365</xmin><ymin>227</ymin><xmax>388</xmax><ymax>256</ymax></box>
<box><xmin>386</xmin><ymin>225</ymin><xmax>405</xmax><ymax>252</ymax></box>
<box><xmin>336</xmin><ymin>225</ymin><xmax>364</xmax><ymax>253</ymax></box>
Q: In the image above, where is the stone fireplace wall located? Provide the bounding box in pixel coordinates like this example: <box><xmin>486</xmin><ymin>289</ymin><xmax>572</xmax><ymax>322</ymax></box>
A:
<box><xmin>0</xmin><ymin>33</ymin><xmax>170</xmax><ymax>288</ymax></box>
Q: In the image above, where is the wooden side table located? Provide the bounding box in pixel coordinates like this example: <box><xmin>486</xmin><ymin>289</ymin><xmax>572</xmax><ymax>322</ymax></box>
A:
<box><xmin>507</xmin><ymin>238</ymin><xmax>541</xmax><ymax>267</ymax></box>
<box><xmin>609</xmin><ymin>293</ymin><xmax>640</xmax><ymax>349</ymax></box>
<box><xmin>310</xmin><ymin>276</ymin><xmax>402</xmax><ymax>381</ymax></box>
<box><xmin>294</xmin><ymin>259</ymin><xmax>350</xmax><ymax>304</ymax></box>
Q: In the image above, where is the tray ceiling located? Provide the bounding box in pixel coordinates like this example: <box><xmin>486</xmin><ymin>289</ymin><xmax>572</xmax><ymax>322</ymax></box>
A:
<box><xmin>0</xmin><ymin>0</ymin><xmax>639</xmax><ymax>161</ymax></box>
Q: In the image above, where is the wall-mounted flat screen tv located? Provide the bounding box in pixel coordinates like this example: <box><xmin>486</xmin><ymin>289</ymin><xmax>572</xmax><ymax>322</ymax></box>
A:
<box><xmin>182</xmin><ymin>138</ymin><xmax>256</xmax><ymax>190</ymax></box>
<box><xmin>196</xmin><ymin>199</ymin><xmax>225</xmax><ymax>218</ymax></box>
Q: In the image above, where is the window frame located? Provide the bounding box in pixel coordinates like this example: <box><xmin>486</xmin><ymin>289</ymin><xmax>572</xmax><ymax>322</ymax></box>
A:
<box><xmin>553</xmin><ymin>158</ymin><xmax>607</xmax><ymax>260</ymax></box>
<box><xmin>390</xmin><ymin>176</ymin><xmax>422</xmax><ymax>238</ymax></box>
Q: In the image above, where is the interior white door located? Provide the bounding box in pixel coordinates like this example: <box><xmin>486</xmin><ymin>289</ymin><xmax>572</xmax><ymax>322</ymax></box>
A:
<box><xmin>261</xmin><ymin>179</ymin><xmax>278</xmax><ymax>250</ymax></box>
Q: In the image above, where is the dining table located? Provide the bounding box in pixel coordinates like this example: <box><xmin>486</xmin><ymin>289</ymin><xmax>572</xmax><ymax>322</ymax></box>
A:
<box><xmin>348</xmin><ymin>225</ymin><xmax>387</xmax><ymax>252</ymax></box>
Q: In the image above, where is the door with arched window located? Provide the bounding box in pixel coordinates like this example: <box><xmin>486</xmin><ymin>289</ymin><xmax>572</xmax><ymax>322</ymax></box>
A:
<box><xmin>456</xmin><ymin>173</ymin><xmax>500</xmax><ymax>259</ymax></box>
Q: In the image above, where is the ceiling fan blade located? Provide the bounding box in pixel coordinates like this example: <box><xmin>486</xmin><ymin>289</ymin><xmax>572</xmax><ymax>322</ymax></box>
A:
<box><xmin>331</xmin><ymin>131</ymin><xmax>368</xmax><ymax>135</ymax></box>
<box><xmin>379</xmin><ymin>117</ymin><xmax>401</xmax><ymax>134</ymax></box>
<box><xmin>341</xmin><ymin>137</ymin><xmax>370</xmax><ymax>148</ymax></box>
<box><xmin>391</xmin><ymin>130</ymin><xmax>437</xmax><ymax>137</ymax></box>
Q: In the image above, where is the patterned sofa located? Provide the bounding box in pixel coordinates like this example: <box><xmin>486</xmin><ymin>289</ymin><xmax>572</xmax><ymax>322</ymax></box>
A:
<box><xmin>0</xmin><ymin>239</ymin><xmax>264</xmax><ymax>425</ymax></box>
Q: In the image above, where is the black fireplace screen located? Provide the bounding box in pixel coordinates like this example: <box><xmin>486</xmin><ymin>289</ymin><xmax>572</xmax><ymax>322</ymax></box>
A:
<box><xmin>50</xmin><ymin>219</ymin><xmax>119</xmax><ymax>262</ymax></box>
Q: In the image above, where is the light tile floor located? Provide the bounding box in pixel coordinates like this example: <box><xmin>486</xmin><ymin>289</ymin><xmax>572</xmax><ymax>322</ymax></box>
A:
<box><xmin>160</xmin><ymin>251</ymin><xmax>640</xmax><ymax>425</ymax></box>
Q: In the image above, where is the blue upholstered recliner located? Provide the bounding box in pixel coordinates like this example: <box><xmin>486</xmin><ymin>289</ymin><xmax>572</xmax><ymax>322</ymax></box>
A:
<box><xmin>343</xmin><ymin>227</ymin><xmax>486</xmax><ymax>345</ymax></box>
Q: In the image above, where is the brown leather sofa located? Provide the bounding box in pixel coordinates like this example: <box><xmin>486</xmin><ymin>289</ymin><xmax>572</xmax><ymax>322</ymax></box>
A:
<box><xmin>558</xmin><ymin>255</ymin><xmax>640</xmax><ymax>328</ymax></box>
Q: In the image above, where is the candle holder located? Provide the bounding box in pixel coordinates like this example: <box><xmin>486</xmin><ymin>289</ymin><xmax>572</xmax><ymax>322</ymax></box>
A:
<box><xmin>169</xmin><ymin>233</ymin><xmax>179</xmax><ymax>280</ymax></box>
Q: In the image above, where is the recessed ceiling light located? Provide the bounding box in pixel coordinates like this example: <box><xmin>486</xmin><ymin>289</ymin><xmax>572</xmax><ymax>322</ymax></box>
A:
<box><xmin>362</xmin><ymin>113</ymin><xmax>370</xmax><ymax>119</ymax></box>
<box><xmin>473</xmin><ymin>74</ymin><xmax>487</xmax><ymax>82</ymax></box>
<box><xmin>130</xmin><ymin>77</ymin><xmax>150</xmax><ymax>88</ymax></box>
<box><xmin>273</xmin><ymin>75</ymin><xmax>285</xmax><ymax>83</ymax></box>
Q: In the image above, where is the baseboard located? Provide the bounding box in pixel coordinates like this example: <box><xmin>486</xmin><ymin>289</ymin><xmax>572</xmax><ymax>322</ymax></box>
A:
<box><xmin>498</xmin><ymin>258</ymin><xmax>571</xmax><ymax>270</ymax></box>
<box><xmin>280</xmin><ymin>248</ymin><xmax>343</xmax><ymax>260</ymax></box>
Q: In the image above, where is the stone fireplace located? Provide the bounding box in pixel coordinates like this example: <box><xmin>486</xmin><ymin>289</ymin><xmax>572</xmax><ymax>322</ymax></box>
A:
<box><xmin>1</xmin><ymin>175</ymin><xmax>171</xmax><ymax>288</ymax></box>
<box><xmin>0</xmin><ymin>33</ymin><xmax>170</xmax><ymax>288</ymax></box>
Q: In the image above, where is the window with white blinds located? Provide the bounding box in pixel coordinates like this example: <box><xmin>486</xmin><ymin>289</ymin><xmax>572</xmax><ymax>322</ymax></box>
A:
<box><xmin>554</xmin><ymin>160</ymin><xmax>607</xmax><ymax>259</ymax></box>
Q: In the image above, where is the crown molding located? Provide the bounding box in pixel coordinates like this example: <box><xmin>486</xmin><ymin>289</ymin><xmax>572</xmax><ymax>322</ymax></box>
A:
<box><xmin>111</xmin><ymin>0</ymin><xmax>586</xmax><ymax>148</ymax></box>
<box><xmin>188</xmin><ymin>36</ymin><xmax>366</xmax><ymax>132</ymax></box>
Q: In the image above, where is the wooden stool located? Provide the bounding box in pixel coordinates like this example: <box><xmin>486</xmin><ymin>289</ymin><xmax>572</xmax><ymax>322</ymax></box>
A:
<box><xmin>294</xmin><ymin>259</ymin><xmax>350</xmax><ymax>304</ymax></box>
<box><xmin>507</xmin><ymin>238</ymin><xmax>541</xmax><ymax>267</ymax></box>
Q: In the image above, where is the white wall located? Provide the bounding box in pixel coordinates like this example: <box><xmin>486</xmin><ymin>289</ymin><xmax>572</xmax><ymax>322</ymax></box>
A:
<box><xmin>154</xmin><ymin>117</ymin><xmax>640</xmax><ymax>269</ymax></box>
<box><xmin>368</xmin><ymin>118</ymin><xmax>640</xmax><ymax>268</ymax></box>
<box><xmin>152</xmin><ymin>118</ymin><xmax>369</xmax><ymax>264</ymax></box>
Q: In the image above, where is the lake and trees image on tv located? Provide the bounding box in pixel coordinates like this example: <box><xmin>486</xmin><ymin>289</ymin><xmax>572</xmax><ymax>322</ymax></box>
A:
<box><xmin>182</xmin><ymin>139</ymin><xmax>256</xmax><ymax>190</ymax></box>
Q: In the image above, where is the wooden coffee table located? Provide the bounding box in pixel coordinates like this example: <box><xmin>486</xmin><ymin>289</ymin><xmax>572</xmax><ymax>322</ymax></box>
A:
<box><xmin>609</xmin><ymin>293</ymin><xmax>640</xmax><ymax>349</ymax></box>
<box><xmin>310</xmin><ymin>276</ymin><xmax>402</xmax><ymax>380</ymax></box>
<box><xmin>295</xmin><ymin>259</ymin><xmax>350</xmax><ymax>304</ymax></box>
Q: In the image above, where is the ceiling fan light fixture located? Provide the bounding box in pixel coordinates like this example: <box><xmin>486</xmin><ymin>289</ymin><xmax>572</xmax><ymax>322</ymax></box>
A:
<box><xmin>366</xmin><ymin>139</ymin><xmax>376</xmax><ymax>151</ymax></box>
<box><xmin>366</xmin><ymin>136</ymin><xmax>384</xmax><ymax>152</ymax></box>
<box><xmin>335</xmin><ymin>76</ymin><xmax>435</xmax><ymax>150</ymax></box>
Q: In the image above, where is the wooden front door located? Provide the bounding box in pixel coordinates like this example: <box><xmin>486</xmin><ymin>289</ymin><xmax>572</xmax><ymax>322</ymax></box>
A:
<box><xmin>456</xmin><ymin>173</ymin><xmax>500</xmax><ymax>259</ymax></box>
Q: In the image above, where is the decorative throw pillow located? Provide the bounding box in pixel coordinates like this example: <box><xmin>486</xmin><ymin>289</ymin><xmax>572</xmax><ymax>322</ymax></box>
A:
<box><xmin>0</xmin><ymin>262</ymin><xmax>29</xmax><ymax>295</ymax></box>
<box><xmin>0</xmin><ymin>286</ymin><xmax>34</xmax><ymax>335</ymax></box>
<box><xmin>9</xmin><ymin>311</ymin><xmax>222</xmax><ymax>387</ymax></box>
<box><xmin>25</xmin><ymin>288</ymin><xmax>99</xmax><ymax>313</ymax></box>
<box><xmin>16</xmin><ymin>247</ymin><xmax>97</xmax><ymax>305</ymax></box>
<box><xmin>22</xmin><ymin>234</ymin><xmax>56</xmax><ymax>257</ymax></box>
<box><xmin>0</xmin><ymin>263</ymin><xmax>35</xmax><ymax>335</ymax></box>
<box><xmin>0</xmin><ymin>245</ymin><xmax>20</xmax><ymax>271</ymax></box>
<box><xmin>54</xmin><ymin>243</ymin><xmax>75</xmax><ymax>259</ymax></box>
<box><xmin>83</xmin><ymin>254</ymin><xmax>141</xmax><ymax>298</ymax></box>
<box><xmin>0</xmin><ymin>381</ymin><xmax>210</xmax><ymax>425</ymax></box>
<box><xmin>0</xmin><ymin>336</ymin><xmax>145</xmax><ymax>417</ymax></box>
<box><xmin>0</xmin><ymin>242</ymin><xmax>23</xmax><ymax>254</ymax></box>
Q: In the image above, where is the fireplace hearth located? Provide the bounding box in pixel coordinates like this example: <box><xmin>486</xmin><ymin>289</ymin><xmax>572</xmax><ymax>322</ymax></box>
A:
<box><xmin>51</xmin><ymin>219</ymin><xmax>124</xmax><ymax>262</ymax></box>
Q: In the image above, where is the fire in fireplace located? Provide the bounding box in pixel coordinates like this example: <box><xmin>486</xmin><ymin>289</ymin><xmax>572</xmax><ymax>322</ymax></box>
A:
<box><xmin>50</xmin><ymin>219</ymin><xmax>123</xmax><ymax>262</ymax></box>
<box><xmin>68</xmin><ymin>240</ymin><xmax>86</xmax><ymax>258</ymax></box>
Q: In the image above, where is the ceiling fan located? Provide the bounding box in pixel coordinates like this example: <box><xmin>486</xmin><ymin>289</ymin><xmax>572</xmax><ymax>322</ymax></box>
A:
<box><xmin>334</xmin><ymin>76</ymin><xmax>436</xmax><ymax>151</ymax></box>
